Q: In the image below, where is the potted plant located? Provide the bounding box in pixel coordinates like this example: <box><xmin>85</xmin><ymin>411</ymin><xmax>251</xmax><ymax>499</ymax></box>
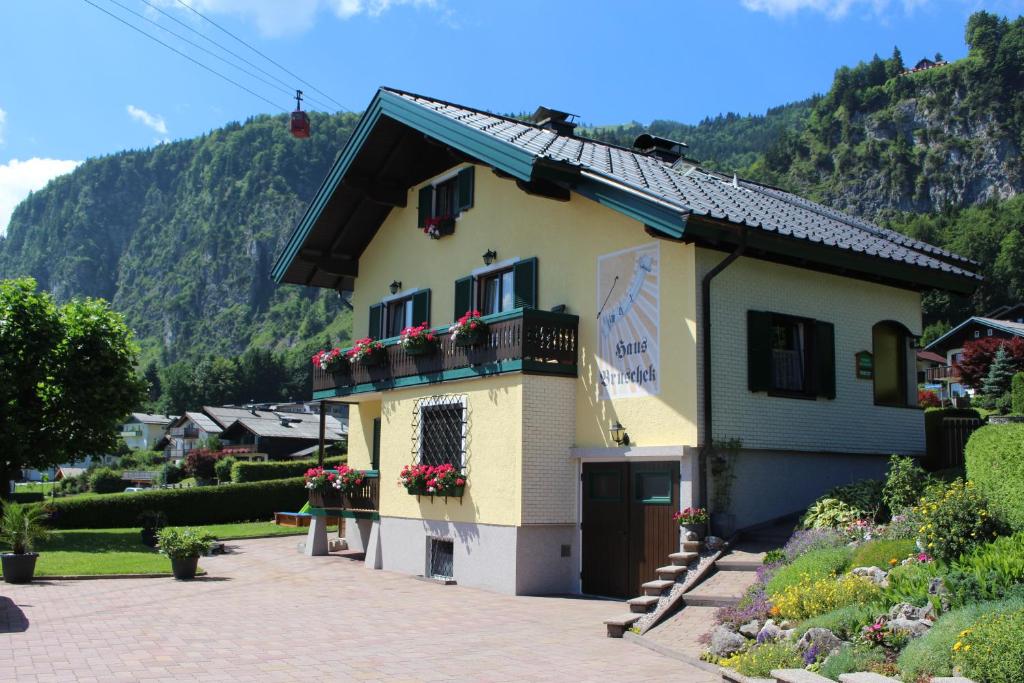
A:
<box><xmin>423</xmin><ymin>215</ymin><xmax>455</xmax><ymax>239</ymax></box>
<box><xmin>346</xmin><ymin>337</ymin><xmax>388</xmax><ymax>366</ymax></box>
<box><xmin>399</xmin><ymin>464</ymin><xmax>466</xmax><ymax>497</ymax></box>
<box><xmin>335</xmin><ymin>465</ymin><xmax>368</xmax><ymax>506</ymax></box>
<box><xmin>305</xmin><ymin>465</ymin><xmax>343</xmax><ymax>508</ymax></box>
<box><xmin>449</xmin><ymin>310</ymin><xmax>488</xmax><ymax>348</ymax></box>
<box><xmin>312</xmin><ymin>347</ymin><xmax>348</xmax><ymax>374</ymax></box>
<box><xmin>673</xmin><ymin>507</ymin><xmax>709</xmax><ymax>541</ymax></box>
<box><xmin>138</xmin><ymin>510</ymin><xmax>167</xmax><ymax>548</ymax></box>
<box><xmin>0</xmin><ymin>503</ymin><xmax>50</xmax><ymax>584</ymax></box>
<box><xmin>400</xmin><ymin>322</ymin><xmax>440</xmax><ymax>356</ymax></box>
<box><xmin>157</xmin><ymin>527</ymin><xmax>214</xmax><ymax>580</ymax></box>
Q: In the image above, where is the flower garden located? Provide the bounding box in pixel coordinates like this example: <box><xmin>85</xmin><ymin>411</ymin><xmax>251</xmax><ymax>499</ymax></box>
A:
<box><xmin>704</xmin><ymin>422</ymin><xmax>1024</xmax><ymax>683</ymax></box>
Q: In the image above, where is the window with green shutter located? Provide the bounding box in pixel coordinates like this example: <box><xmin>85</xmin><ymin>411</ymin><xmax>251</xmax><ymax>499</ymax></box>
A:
<box><xmin>455</xmin><ymin>256</ymin><xmax>539</xmax><ymax>319</ymax></box>
<box><xmin>368</xmin><ymin>303</ymin><xmax>383</xmax><ymax>339</ymax></box>
<box><xmin>747</xmin><ymin>310</ymin><xmax>835</xmax><ymax>399</ymax></box>
<box><xmin>418</xmin><ymin>166</ymin><xmax>476</xmax><ymax>229</ymax></box>
<box><xmin>454</xmin><ymin>276</ymin><xmax>473</xmax><ymax>319</ymax></box>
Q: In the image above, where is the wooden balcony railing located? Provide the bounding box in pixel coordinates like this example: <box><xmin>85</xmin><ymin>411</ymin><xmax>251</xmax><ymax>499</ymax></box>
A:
<box><xmin>313</xmin><ymin>308</ymin><xmax>579</xmax><ymax>396</ymax></box>
<box><xmin>926</xmin><ymin>365</ymin><xmax>960</xmax><ymax>383</ymax></box>
<box><xmin>346</xmin><ymin>472</ymin><xmax>380</xmax><ymax>512</ymax></box>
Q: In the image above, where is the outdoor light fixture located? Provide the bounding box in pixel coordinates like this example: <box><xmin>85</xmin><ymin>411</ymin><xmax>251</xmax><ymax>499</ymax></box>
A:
<box><xmin>610</xmin><ymin>420</ymin><xmax>630</xmax><ymax>446</ymax></box>
<box><xmin>389</xmin><ymin>280</ymin><xmax>402</xmax><ymax>295</ymax></box>
<box><xmin>482</xmin><ymin>249</ymin><xmax>497</xmax><ymax>266</ymax></box>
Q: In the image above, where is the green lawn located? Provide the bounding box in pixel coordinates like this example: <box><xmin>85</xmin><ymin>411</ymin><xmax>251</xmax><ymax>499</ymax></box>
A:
<box><xmin>1</xmin><ymin>521</ymin><xmax>324</xmax><ymax>577</ymax></box>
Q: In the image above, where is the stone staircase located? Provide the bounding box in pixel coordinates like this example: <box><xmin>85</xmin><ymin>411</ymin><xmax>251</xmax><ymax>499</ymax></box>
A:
<box><xmin>604</xmin><ymin>540</ymin><xmax>702</xmax><ymax>637</ymax></box>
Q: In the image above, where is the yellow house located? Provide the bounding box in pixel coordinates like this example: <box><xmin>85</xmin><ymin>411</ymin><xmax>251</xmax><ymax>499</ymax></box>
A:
<box><xmin>271</xmin><ymin>88</ymin><xmax>978</xmax><ymax>598</ymax></box>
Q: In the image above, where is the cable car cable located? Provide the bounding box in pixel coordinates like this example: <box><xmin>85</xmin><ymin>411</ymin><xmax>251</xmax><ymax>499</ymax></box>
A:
<box><xmin>80</xmin><ymin>0</ymin><xmax>286</xmax><ymax>112</ymax></box>
<box><xmin>134</xmin><ymin>0</ymin><xmax>335</xmax><ymax>112</ymax></box>
<box><xmin>172</xmin><ymin>0</ymin><xmax>350</xmax><ymax>112</ymax></box>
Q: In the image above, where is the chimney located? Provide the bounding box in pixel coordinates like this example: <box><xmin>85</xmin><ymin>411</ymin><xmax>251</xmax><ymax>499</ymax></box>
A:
<box><xmin>632</xmin><ymin>134</ymin><xmax>692</xmax><ymax>165</ymax></box>
<box><xmin>531</xmin><ymin>106</ymin><xmax>577</xmax><ymax>136</ymax></box>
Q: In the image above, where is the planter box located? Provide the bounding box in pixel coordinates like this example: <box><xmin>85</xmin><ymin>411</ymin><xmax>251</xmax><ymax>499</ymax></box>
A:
<box><xmin>406</xmin><ymin>484</ymin><xmax>465</xmax><ymax>498</ymax></box>
<box><xmin>1</xmin><ymin>552</ymin><xmax>38</xmax><ymax>584</ymax></box>
<box><xmin>405</xmin><ymin>342</ymin><xmax>438</xmax><ymax>357</ymax></box>
<box><xmin>358</xmin><ymin>349</ymin><xmax>388</xmax><ymax>367</ymax></box>
<box><xmin>309</xmin><ymin>489</ymin><xmax>343</xmax><ymax>508</ymax></box>
<box><xmin>170</xmin><ymin>556</ymin><xmax>199</xmax><ymax>580</ymax></box>
<box><xmin>453</xmin><ymin>326</ymin><xmax>487</xmax><ymax>348</ymax></box>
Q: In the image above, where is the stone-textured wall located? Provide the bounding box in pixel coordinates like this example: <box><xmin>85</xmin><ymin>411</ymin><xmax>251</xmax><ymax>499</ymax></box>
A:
<box><xmin>520</xmin><ymin>374</ymin><xmax>577</xmax><ymax>525</ymax></box>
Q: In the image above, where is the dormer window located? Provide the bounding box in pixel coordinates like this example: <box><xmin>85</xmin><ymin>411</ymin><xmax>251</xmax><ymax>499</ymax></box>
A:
<box><xmin>417</xmin><ymin>167</ymin><xmax>475</xmax><ymax>238</ymax></box>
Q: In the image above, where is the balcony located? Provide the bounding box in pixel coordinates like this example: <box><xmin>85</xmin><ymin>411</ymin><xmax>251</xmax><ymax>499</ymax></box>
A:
<box><xmin>926</xmin><ymin>365</ymin><xmax>960</xmax><ymax>383</ymax></box>
<box><xmin>313</xmin><ymin>308</ymin><xmax>579</xmax><ymax>397</ymax></box>
<box><xmin>169</xmin><ymin>427</ymin><xmax>200</xmax><ymax>438</ymax></box>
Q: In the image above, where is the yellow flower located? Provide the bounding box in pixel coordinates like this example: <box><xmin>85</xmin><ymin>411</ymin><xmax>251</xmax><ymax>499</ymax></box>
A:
<box><xmin>928</xmin><ymin>542</ymin><xmax>935</xmax><ymax>548</ymax></box>
<box><xmin>889</xmin><ymin>558</ymin><xmax>899</xmax><ymax>566</ymax></box>
<box><xmin>954</xmin><ymin>641</ymin><xmax>962</xmax><ymax>651</ymax></box>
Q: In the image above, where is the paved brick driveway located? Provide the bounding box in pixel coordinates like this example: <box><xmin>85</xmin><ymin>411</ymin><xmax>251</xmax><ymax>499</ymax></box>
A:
<box><xmin>0</xmin><ymin>536</ymin><xmax>716</xmax><ymax>682</ymax></box>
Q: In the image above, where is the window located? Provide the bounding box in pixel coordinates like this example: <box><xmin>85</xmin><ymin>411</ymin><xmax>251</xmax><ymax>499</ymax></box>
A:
<box><xmin>386</xmin><ymin>297</ymin><xmax>413</xmax><ymax>338</ymax></box>
<box><xmin>417</xmin><ymin>167</ymin><xmax>474</xmax><ymax>228</ymax></box>
<box><xmin>748</xmin><ymin>310</ymin><xmax>835</xmax><ymax>399</ymax></box>
<box><xmin>432</xmin><ymin>177</ymin><xmax>457</xmax><ymax>219</ymax></box>
<box><xmin>987</xmin><ymin>328</ymin><xmax>993</xmax><ymax>337</ymax></box>
<box><xmin>416</xmin><ymin>396</ymin><xmax>466</xmax><ymax>469</ymax></box>
<box><xmin>479</xmin><ymin>268</ymin><xmax>515</xmax><ymax>315</ymax></box>
<box><xmin>974</xmin><ymin>330</ymin><xmax>981</xmax><ymax>339</ymax></box>
<box><xmin>428</xmin><ymin>538</ymin><xmax>454</xmax><ymax>580</ymax></box>
<box><xmin>368</xmin><ymin>290</ymin><xmax>430</xmax><ymax>339</ymax></box>
<box><xmin>454</xmin><ymin>257</ymin><xmax>538</xmax><ymax>319</ymax></box>
<box><xmin>873</xmin><ymin>321</ymin><xmax>912</xmax><ymax>407</ymax></box>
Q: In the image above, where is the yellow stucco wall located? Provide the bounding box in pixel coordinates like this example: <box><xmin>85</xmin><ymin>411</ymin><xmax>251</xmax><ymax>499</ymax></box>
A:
<box><xmin>350</xmin><ymin>163</ymin><xmax>700</xmax><ymax>454</ymax></box>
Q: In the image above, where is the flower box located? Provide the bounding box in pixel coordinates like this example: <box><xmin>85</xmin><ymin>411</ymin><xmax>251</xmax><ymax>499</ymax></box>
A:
<box><xmin>347</xmin><ymin>338</ymin><xmax>387</xmax><ymax>367</ymax></box>
<box><xmin>399</xmin><ymin>464</ymin><xmax>466</xmax><ymax>498</ymax></box>
<box><xmin>450</xmin><ymin>310</ymin><xmax>488</xmax><ymax>348</ymax></box>
<box><xmin>453</xmin><ymin>327</ymin><xmax>487</xmax><ymax>348</ymax></box>
<box><xmin>423</xmin><ymin>216</ymin><xmax>456</xmax><ymax>239</ymax></box>
<box><xmin>400</xmin><ymin>323</ymin><xmax>440</xmax><ymax>356</ymax></box>
<box><xmin>309</xmin><ymin>489</ymin><xmax>343</xmax><ymax>508</ymax></box>
<box><xmin>311</xmin><ymin>347</ymin><xmax>348</xmax><ymax>374</ymax></box>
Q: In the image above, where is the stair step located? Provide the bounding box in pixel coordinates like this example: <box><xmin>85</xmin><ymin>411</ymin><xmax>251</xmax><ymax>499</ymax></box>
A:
<box><xmin>656</xmin><ymin>564</ymin><xmax>688</xmax><ymax>580</ymax></box>
<box><xmin>716</xmin><ymin>558</ymin><xmax>763</xmax><ymax>571</ymax></box>
<box><xmin>773</xmin><ymin>669</ymin><xmax>834</xmax><ymax>683</ymax></box>
<box><xmin>627</xmin><ymin>594</ymin><xmax>660</xmax><ymax>613</ymax></box>
<box><xmin>669</xmin><ymin>551</ymin><xmax>699</xmax><ymax>565</ymax></box>
<box><xmin>682</xmin><ymin>593</ymin><xmax>741</xmax><ymax>607</ymax></box>
<box><xmin>642</xmin><ymin>579</ymin><xmax>674</xmax><ymax>595</ymax></box>
<box><xmin>837</xmin><ymin>674</ymin><xmax>902</xmax><ymax>683</ymax></box>
<box><xmin>604</xmin><ymin>612</ymin><xmax>641</xmax><ymax>638</ymax></box>
<box><xmin>682</xmin><ymin>540</ymin><xmax>701</xmax><ymax>552</ymax></box>
<box><xmin>720</xmin><ymin>668</ymin><xmax>773</xmax><ymax>683</ymax></box>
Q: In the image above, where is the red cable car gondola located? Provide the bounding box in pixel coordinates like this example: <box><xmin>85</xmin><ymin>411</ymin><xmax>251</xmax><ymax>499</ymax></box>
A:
<box><xmin>290</xmin><ymin>89</ymin><xmax>310</xmax><ymax>139</ymax></box>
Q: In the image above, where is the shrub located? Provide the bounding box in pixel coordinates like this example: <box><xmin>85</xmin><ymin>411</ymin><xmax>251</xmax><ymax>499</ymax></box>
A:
<box><xmin>950</xmin><ymin>532</ymin><xmax>1024</xmax><ymax>602</ymax></box>
<box><xmin>883</xmin><ymin>454</ymin><xmax>930</xmax><ymax>513</ymax></box>
<box><xmin>795</xmin><ymin>603</ymin><xmax>877</xmax><ymax>640</ymax></box>
<box><xmin>767</xmin><ymin>547</ymin><xmax>853</xmax><ymax>596</ymax></box>
<box><xmin>183</xmin><ymin>449</ymin><xmax>221</xmax><ymax>483</ymax></box>
<box><xmin>783</xmin><ymin>528</ymin><xmax>848</xmax><ymax>562</ymax></box>
<box><xmin>1014</xmin><ymin>372</ymin><xmax>1024</xmax><ymax>415</ymax></box>
<box><xmin>914</xmin><ymin>479</ymin><xmax>1004</xmax><ymax>562</ymax></box>
<box><xmin>883</xmin><ymin>559</ymin><xmax>940</xmax><ymax>605</ymax></box>
<box><xmin>214</xmin><ymin>456</ymin><xmax>236</xmax><ymax>483</ymax></box>
<box><xmin>764</xmin><ymin>549</ymin><xmax>786</xmax><ymax>565</ymax></box>
<box><xmin>772</xmin><ymin>574</ymin><xmax>881</xmax><ymax>621</ymax></box>
<box><xmin>824</xmin><ymin>479</ymin><xmax>886</xmax><ymax>521</ymax></box>
<box><xmin>715</xmin><ymin>584</ymin><xmax>774</xmax><ymax>629</ymax></box>
<box><xmin>89</xmin><ymin>467</ymin><xmax>124</xmax><ymax>494</ymax></box>
<box><xmin>850</xmin><ymin>538</ymin><xmax>919</xmax><ymax>569</ymax></box>
<box><xmin>231</xmin><ymin>456</ymin><xmax>345</xmax><ymax>483</ymax></box>
<box><xmin>918</xmin><ymin>389</ymin><xmax>941</xmax><ymax>408</ymax></box>
<box><xmin>820</xmin><ymin>643</ymin><xmax>888</xmax><ymax>681</ymax></box>
<box><xmin>899</xmin><ymin>595</ymin><xmax>1024</xmax><ymax>681</ymax></box>
<box><xmin>924</xmin><ymin>407</ymin><xmax>981</xmax><ymax>469</ymax></box>
<box><xmin>801</xmin><ymin>498</ymin><xmax>863</xmax><ymax>529</ymax></box>
<box><xmin>40</xmin><ymin>477</ymin><xmax>306</xmax><ymax>529</ymax></box>
<box><xmin>156</xmin><ymin>527</ymin><xmax>214</xmax><ymax>559</ymax></box>
<box><xmin>159</xmin><ymin>461</ymin><xmax>184</xmax><ymax>486</ymax></box>
<box><xmin>721</xmin><ymin>642</ymin><xmax>802</xmax><ymax>678</ymax></box>
<box><xmin>965</xmin><ymin>423</ymin><xmax>1024</xmax><ymax>531</ymax></box>
<box><xmin>953</xmin><ymin>608</ymin><xmax>1024</xmax><ymax>683</ymax></box>
<box><xmin>882</xmin><ymin>507</ymin><xmax>923</xmax><ymax>540</ymax></box>
<box><xmin>10</xmin><ymin>492</ymin><xmax>44</xmax><ymax>504</ymax></box>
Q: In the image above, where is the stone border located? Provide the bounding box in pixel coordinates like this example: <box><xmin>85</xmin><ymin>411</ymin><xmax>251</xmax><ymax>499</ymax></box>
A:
<box><xmin>31</xmin><ymin>570</ymin><xmax>207</xmax><ymax>580</ymax></box>
<box><xmin>622</xmin><ymin>631</ymin><xmax>722</xmax><ymax>675</ymax></box>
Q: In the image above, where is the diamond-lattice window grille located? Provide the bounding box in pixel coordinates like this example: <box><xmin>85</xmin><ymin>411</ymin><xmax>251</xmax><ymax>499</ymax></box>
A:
<box><xmin>412</xmin><ymin>395</ymin><xmax>467</xmax><ymax>469</ymax></box>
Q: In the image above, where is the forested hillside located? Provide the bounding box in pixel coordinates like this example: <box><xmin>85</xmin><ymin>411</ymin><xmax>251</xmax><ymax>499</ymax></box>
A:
<box><xmin>1</xmin><ymin>10</ymin><xmax>1021</xmax><ymax>409</ymax></box>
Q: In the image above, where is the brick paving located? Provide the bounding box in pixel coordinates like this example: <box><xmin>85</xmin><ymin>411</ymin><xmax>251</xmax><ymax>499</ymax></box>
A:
<box><xmin>0</xmin><ymin>536</ymin><xmax>718</xmax><ymax>682</ymax></box>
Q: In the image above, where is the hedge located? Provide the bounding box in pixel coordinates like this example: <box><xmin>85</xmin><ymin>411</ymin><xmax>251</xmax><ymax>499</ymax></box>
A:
<box><xmin>231</xmin><ymin>456</ymin><xmax>345</xmax><ymax>483</ymax></box>
<box><xmin>966</xmin><ymin>423</ymin><xmax>1024</xmax><ymax>531</ymax></box>
<box><xmin>1013</xmin><ymin>372</ymin><xmax>1024</xmax><ymax>415</ymax></box>
<box><xmin>40</xmin><ymin>477</ymin><xmax>307</xmax><ymax>529</ymax></box>
<box><xmin>924</xmin><ymin>407</ymin><xmax>982</xmax><ymax>470</ymax></box>
<box><xmin>10</xmin><ymin>492</ymin><xmax>44</xmax><ymax>504</ymax></box>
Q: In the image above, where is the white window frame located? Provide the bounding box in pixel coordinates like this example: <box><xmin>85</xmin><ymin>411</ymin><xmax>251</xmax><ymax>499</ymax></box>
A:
<box><xmin>416</xmin><ymin>395</ymin><xmax>467</xmax><ymax>470</ymax></box>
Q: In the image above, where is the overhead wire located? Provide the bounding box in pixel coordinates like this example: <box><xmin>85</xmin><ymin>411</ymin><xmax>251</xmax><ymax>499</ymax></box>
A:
<box><xmin>173</xmin><ymin>0</ymin><xmax>351</xmax><ymax>112</ymax></box>
<box><xmin>134</xmin><ymin>0</ymin><xmax>336</xmax><ymax>112</ymax></box>
<box><xmin>81</xmin><ymin>0</ymin><xmax>288</xmax><ymax>112</ymax></box>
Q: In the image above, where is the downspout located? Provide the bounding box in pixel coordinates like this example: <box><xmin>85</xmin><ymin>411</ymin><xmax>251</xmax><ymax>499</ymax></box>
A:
<box><xmin>697</xmin><ymin>231</ymin><xmax>746</xmax><ymax>509</ymax></box>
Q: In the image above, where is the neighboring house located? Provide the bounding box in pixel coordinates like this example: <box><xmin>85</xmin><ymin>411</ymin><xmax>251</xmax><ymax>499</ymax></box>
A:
<box><xmin>218</xmin><ymin>411</ymin><xmax>345</xmax><ymax>459</ymax></box>
<box><xmin>916</xmin><ymin>350</ymin><xmax>945</xmax><ymax>387</ymax></box>
<box><xmin>56</xmin><ymin>466</ymin><xmax>86</xmax><ymax>481</ymax></box>
<box><xmin>159</xmin><ymin>411</ymin><xmax>223</xmax><ymax>462</ymax></box>
<box><xmin>924</xmin><ymin>311</ymin><xmax>1024</xmax><ymax>399</ymax></box>
<box><xmin>270</xmin><ymin>88</ymin><xmax>979</xmax><ymax>597</ymax></box>
<box><xmin>120</xmin><ymin>413</ymin><xmax>177</xmax><ymax>451</ymax></box>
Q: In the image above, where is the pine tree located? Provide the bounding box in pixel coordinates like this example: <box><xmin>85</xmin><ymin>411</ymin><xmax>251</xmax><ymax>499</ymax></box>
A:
<box><xmin>887</xmin><ymin>46</ymin><xmax>905</xmax><ymax>79</ymax></box>
<box><xmin>982</xmin><ymin>344</ymin><xmax>1016</xmax><ymax>398</ymax></box>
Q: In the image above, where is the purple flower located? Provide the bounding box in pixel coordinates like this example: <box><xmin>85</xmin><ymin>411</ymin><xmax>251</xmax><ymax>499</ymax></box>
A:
<box><xmin>714</xmin><ymin>585</ymin><xmax>773</xmax><ymax>628</ymax></box>
<box><xmin>803</xmin><ymin>643</ymin><xmax>820</xmax><ymax>666</ymax></box>
<box><xmin>783</xmin><ymin>528</ymin><xmax>846</xmax><ymax>562</ymax></box>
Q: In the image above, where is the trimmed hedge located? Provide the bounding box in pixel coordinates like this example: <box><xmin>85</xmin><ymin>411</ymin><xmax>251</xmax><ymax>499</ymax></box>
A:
<box><xmin>10</xmin><ymin>492</ymin><xmax>44</xmax><ymax>504</ymax></box>
<box><xmin>966</xmin><ymin>423</ymin><xmax>1024</xmax><ymax>530</ymax></box>
<box><xmin>40</xmin><ymin>477</ymin><xmax>307</xmax><ymax>529</ymax></box>
<box><xmin>924</xmin><ymin>407</ymin><xmax>982</xmax><ymax>469</ymax></box>
<box><xmin>231</xmin><ymin>456</ymin><xmax>345</xmax><ymax>483</ymax></box>
<box><xmin>1013</xmin><ymin>372</ymin><xmax>1024</xmax><ymax>415</ymax></box>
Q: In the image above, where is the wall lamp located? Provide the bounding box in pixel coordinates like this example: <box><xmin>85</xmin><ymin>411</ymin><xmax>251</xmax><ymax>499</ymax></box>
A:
<box><xmin>609</xmin><ymin>420</ymin><xmax>630</xmax><ymax>447</ymax></box>
<box><xmin>482</xmin><ymin>249</ymin><xmax>497</xmax><ymax>266</ymax></box>
<box><xmin>389</xmin><ymin>280</ymin><xmax>402</xmax><ymax>295</ymax></box>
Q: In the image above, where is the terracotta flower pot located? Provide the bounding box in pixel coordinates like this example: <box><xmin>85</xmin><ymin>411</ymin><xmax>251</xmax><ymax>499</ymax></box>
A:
<box><xmin>1</xmin><ymin>553</ymin><xmax>38</xmax><ymax>584</ymax></box>
<box><xmin>170</xmin><ymin>556</ymin><xmax>199</xmax><ymax>580</ymax></box>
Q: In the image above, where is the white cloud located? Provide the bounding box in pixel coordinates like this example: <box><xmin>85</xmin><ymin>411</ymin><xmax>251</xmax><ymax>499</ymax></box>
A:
<box><xmin>740</xmin><ymin>0</ymin><xmax>930</xmax><ymax>19</ymax></box>
<box><xmin>0</xmin><ymin>158</ymin><xmax>82</xmax><ymax>235</ymax></box>
<box><xmin>126</xmin><ymin>105</ymin><xmax>168</xmax><ymax>136</ymax></box>
<box><xmin>0</xmin><ymin>108</ymin><xmax>6</xmax><ymax>145</ymax></box>
<box><xmin>330</xmin><ymin>0</ymin><xmax>439</xmax><ymax>19</ymax></box>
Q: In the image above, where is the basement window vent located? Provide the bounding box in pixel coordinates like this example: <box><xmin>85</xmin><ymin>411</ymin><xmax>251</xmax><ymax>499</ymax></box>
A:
<box><xmin>429</xmin><ymin>538</ymin><xmax>454</xmax><ymax>580</ymax></box>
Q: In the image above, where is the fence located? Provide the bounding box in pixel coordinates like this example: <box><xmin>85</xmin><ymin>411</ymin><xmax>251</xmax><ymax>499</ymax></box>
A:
<box><xmin>939</xmin><ymin>416</ymin><xmax>984</xmax><ymax>470</ymax></box>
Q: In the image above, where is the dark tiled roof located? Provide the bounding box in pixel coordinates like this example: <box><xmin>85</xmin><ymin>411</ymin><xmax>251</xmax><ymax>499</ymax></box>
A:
<box><xmin>387</xmin><ymin>89</ymin><xmax>979</xmax><ymax>281</ymax></box>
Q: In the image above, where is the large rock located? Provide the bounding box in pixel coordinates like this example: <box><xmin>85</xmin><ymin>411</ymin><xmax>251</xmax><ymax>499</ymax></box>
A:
<box><xmin>797</xmin><ymin>628</ymin><xmax>842</xmax><ymax>656</ymax></box>
<box><xmin>888</xmin><ymin>618</ymin><xmax>932</xmax><ymax>639</ymax></box>
<box><xmin>851</xmin><ymin>566</ymin><xmax>889</xmax><ymax>587</ymax></box>
<box><xmin>709</xmin><ymin>626</ymin><xmax>747</xmax><ymax>658</ymax></box>
<box><xmin>739</xmin><ymin>620</ymin><xmax>762</xmax><ymax>639</ymax></box>
<box><xmin>889</xmin><ymin>602</ymin><xmax>934</xmax><ymax>622</ymax></box>
<box><xmin>757</xmin><ymin>620</ymin><xmax>783</xmax><ymax>643</ymax></box>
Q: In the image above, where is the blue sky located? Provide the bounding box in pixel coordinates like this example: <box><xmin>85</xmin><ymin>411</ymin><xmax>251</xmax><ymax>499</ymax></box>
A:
<box><xmin>1</xmin><ymin>0</ymin><xmax>1022</xmax><ymax>232</ymax></box>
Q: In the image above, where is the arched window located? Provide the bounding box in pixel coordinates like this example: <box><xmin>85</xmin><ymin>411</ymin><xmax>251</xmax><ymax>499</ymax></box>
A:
<box><xmin>873</xmin><ymin>321</ymin><xmax>913</xmax><ymax>407</ymax></box>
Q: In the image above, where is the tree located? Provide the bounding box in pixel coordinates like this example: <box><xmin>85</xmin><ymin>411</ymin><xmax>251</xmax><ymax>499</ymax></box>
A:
<box><xmin>982</xmin><ymin>344</ymin><xmax>1016</xmax><ymax>398</ymax></box>
<box><xmin>0</xmin><ymin>278</ymin><xmax>146</xmax><ymax>497</ymax></box>
<box><xmin>935</xmin><ymin>52</ymin><xmax>944</xmax><ymax>62</ymax></box>
<box><xmin>143</xmin><ymin>361</ymin><xmax>161</xmax><ymax>405</ymax></box>
<box><xmin>958</xmin><ymin>337</ymin><xmax>1024</xmax><ymax>389</ymax></box>
<box><xmin>887</xmin><ymin>46</ymin><xmax>905</xmax><ymax>79</ymax></box>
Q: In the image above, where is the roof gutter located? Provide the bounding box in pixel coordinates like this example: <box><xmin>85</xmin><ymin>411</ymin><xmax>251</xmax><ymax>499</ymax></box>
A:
<box><xmin>698</xmin><ymin>232</ymin><xmax>746</xmax><ymax>510</ymax></box>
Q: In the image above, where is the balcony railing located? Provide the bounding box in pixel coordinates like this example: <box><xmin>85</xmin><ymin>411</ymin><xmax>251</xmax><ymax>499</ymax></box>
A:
<box><xmin>926</xmin><ymin>365</ymin><xmax>960</xmax><ymax>382</ymax></box>
<box><xmin>347</xmin><ymin>472</ymin><xmax>380</xmax><ymax>512</ymax></box>
<box><xmin>313</xmin><ymin>308</ymin><xmax>579</xmax><ymax>396</ymax></box>
<box><xmin>169</xmin><ymin>427</ymin><xmax>200</xmax><ymax>438</ymax></box>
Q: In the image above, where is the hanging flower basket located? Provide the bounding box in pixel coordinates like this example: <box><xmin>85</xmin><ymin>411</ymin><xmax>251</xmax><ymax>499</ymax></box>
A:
<box><xmin>399</xmin><ymin>464</ymin><xmax>466</xmax><ymax>498</ymax></box>
<box><xmin>400</xmin><ymin>323</ymin><xmax>440</xmax><ymax>357</ymax></box>
<box><xmin>423</xmin><ymin>216</ymin><xmax>456</xmax><ymax>239</ymax></box>
<box><xmin>449</xmin><ymin>310</ymin><xmax>488</xmax><ymax>348</ymax></box>
<box><xmin>346</xmin><ymin>338</ymin><xmax>388</xmax><ymax>367</ymax></box>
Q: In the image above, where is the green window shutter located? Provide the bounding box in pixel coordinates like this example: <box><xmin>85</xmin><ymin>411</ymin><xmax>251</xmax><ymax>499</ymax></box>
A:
<box><xmin>417</xmin><ymin>185</ymin><xmax>432</xmax><ymax>227</ymax></box>
<box><xmin>411</xmin><ymin>289</ymin><xmax>431</xmax><ymax>326</ymax></box>
<box><xmin>368</xmin><ymin>303</ymin><xmax>383</xmax><ymax>339</ymax></box>
<box><xmin>371</xmin><ymin>418</ymin><xmax>381</xmax><ymax>471</ymax></box>
<box><xmin>457</xmin><ymin>166</ymin><xmax>474</xmax><ymax>212</ymax></box>
<box><xmin>512</xmin><ymin>257</ymin><xmax>538</xmax><ymax>309</ymax></box>
<box><xmin>747</xmin><ymin>310</ymin><xmax>772</xmax><ymax>392</ymax></box>
<box><xmin>815</xmin><ymin>320</ymin><xmax>836</xmax><ymax>399</ymax></box>
<box><xmin>454</xmin><ymin>276</ymin><xmax>474</xmax><ymax>318</ymax></box>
